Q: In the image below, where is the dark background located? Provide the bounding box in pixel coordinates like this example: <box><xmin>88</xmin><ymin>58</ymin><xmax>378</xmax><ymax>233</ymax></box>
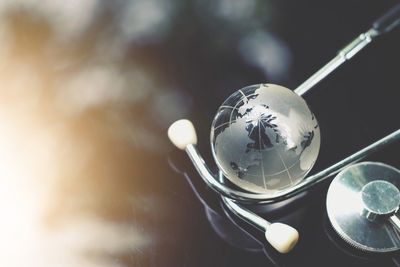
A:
<box><xmin>0</xmin><ymin>0</ymin><xmax>399</xmax><ymax>266</ymax></box>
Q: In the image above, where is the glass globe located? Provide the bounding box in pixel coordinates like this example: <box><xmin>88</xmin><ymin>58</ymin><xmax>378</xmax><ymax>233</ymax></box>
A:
<box><xmin>210</xmin><ymin>84</ymin><xmax>321</xmax><ymax>194</ymax></box>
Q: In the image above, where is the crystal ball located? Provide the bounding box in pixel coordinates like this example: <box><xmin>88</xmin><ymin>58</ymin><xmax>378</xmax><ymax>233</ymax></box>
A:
<box><xmin>210</xmin><ymin>84</ymin><xmax>320</xmax><ymax>194</ymax></box>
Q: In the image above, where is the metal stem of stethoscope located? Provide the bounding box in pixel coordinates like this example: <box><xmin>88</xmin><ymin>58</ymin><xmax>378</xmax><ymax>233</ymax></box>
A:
<box><xmin>294</xmin><ymin>28</ymin><xmax>378</xmax><ymax>96</ymax></box>
<box><xmin>222</xmin><ymin>197</ymin><xmax>299</xmax><ymax>253</ymax></box>
<box><xmin>168</xmin><ymin>3</ymin><xmax>400</xmax><ymax>254</ymax></box>
<box><xmin>295</xmin><ymin>3</ymin><xmax>400</xmax><ymax>96</ymax></box>
<box><xmin>185</xmin><ymin>129</ymin><xmax>400</xmax><ymax>204</ymax></box>
<box><xmin>390</xmin><ymin>215</ymin><xmax>400</xmax><ymax>233</ymax></box>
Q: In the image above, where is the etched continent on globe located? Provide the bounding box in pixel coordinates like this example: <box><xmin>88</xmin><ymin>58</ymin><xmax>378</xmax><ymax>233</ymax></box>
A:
<box><xmin>210</xmin><ymin>84</ymin><xmax>320</xmax><ymax>194</ymax></box>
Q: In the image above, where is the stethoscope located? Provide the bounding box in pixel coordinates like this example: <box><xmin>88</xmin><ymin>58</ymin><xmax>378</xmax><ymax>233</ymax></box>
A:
<box><xmin>168</xmin><ymin>4</ymin><xmax>400</xmax><ymax>255</ymax></box>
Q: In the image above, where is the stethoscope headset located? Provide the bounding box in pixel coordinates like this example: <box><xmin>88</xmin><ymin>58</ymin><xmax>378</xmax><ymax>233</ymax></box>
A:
<box><xmin>167</xmin><ymin>3</ymin><xmax>400</xmax><ymax>259</ymax></box>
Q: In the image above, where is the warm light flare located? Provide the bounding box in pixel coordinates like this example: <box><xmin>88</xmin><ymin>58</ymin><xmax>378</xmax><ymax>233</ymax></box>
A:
<box><xmin>0</xmin><ymin>0</ymin><xmax>180</xmax><ymax>265</ymax></box>
<box><xmin>0</xmin><ymin>109</ymin><xmax>152</xmax><ymax>267</ymax></box>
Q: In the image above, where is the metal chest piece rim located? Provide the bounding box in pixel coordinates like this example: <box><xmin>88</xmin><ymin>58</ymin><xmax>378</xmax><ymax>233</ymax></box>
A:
<box><xmin>326</xmin><ymin>161</ymin><xmax>400</xmax><ymax>253</ymax></box>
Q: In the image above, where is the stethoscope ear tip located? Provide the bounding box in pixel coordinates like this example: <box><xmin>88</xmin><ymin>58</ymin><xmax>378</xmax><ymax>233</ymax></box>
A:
<box><xmin>265</xmin><ymin>223</ymin><xmax>299</xmax><ymax>254</ymax></box>
<box><xmin>168</xmin><ymin>119</ymin><xmax>197</xmax><ymax>150</ymax></box>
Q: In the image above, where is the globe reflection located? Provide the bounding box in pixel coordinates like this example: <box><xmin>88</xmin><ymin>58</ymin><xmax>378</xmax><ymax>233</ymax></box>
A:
<box><xmin>210</xmin><ymin>84</ymin><xmax>321</xmax><ymax>194</ymax></box>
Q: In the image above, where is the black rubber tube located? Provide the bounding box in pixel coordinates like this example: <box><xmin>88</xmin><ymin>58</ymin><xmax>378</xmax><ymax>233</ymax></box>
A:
<box><xmin>373</xmin><ymin>3</ymin><xmax>400</xmax><ymax>34</ymax></box>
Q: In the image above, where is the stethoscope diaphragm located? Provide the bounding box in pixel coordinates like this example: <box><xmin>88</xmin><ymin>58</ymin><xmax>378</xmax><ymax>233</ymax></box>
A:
<box><xmin>326</xmin><ymin>162</ymin><xmax>400</xmax><ymax>253</ymax></box>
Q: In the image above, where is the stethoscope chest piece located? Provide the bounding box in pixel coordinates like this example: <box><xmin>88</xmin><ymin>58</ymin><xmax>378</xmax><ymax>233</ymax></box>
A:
<box><xmin>326</xmin><ymin>162</ymin><xmax>400</xmax><ymax>253</ymax></box>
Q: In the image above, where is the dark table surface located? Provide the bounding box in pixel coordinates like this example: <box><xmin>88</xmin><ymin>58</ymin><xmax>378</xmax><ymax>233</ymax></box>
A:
<box><xmin>0</xmin><ymin>0</ymin><xmax>399</xmax><ymax>266</ymax></box>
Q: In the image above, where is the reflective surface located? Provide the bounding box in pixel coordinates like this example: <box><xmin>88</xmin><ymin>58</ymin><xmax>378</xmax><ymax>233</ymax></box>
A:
<box><xmin>211</xmin><ymin>84</ymin><xmax>320</xmax><ymax>194</ymax></box>
<box><xmin>361</xmin><ymin>180</ymin><xmax>400</xmax><ymax>219</ymax></box>
<box><xmin>326</xmin><ymin>162</ymin><xmax>400</xmax><ymax>252</ymax></box>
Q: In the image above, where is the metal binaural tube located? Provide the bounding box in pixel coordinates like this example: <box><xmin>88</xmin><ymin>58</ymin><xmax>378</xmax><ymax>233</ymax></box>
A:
<box><xmin>294</xmin><ymin>3</ymin><xmax>400</xmax><ymax>97</ymax></box>
<box><xmin>222</xmin><ymin>197</ymin><xmax>270</xmax><ymax>230</ymax></box>
<box><xmin>222</xmin><ymin>197</ymin><xmax>299</xmax><ymax>254</ymax></box>
<box><xmin>293</xmin><ymin>28</ymin><xmax>377</xmax><ymax>96</ymax></box>
<box><xmin>186</xmin><ymin>129</ymin><xmax>400</xmax><ymax>204</ymax></box>
<box><xmin>186</xmin><ymin>144</ymin><xmax>260</xmax><ymax>202</ymax></box>
<box><xmin>389</xmin><ymin>215</ymin><xmax>400</xmax><ymax>233</ymax></box>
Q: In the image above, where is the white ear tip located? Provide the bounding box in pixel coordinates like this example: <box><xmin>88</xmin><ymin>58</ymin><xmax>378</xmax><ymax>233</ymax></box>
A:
<box><xmin>265</xmin><ymin>223</ymin><xmax>299</xmax><ymax>254</ymax></box>
<box><xmin>168</xmin><ymin>119</ymin><xmax>198</xmax><ymax>150</ymax></box>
